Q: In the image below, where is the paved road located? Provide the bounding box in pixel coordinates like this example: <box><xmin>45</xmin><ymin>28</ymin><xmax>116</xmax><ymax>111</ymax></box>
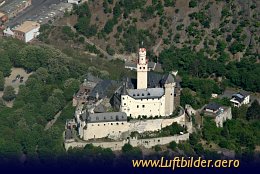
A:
<box><xmin>7</xmin><ymin>0</ymin><xmax>66</xmax><ymax>27</ymax></box>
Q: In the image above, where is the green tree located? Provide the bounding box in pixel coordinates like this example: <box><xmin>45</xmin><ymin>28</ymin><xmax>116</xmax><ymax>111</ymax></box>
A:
<box><xmin>16</xmin><ymin>46</ymin><xmax>49</xmax><ymax>72</ymax></box>
<box><xmin>216</xmin><ymin>40</ymin><xmax>227</xmax><ymax>52</ymax></box>
<box><xmin>168</xmin><ymin>141</ymin><xmax>177</xmax><ymax>150</ymax></box>
<box><xmin>122</xmin><ymin>144</ymin><xmax>142</xmax><ymax>159</ymax></box>
<box><xmin>62</xmin><ymin>26</ymin><xmax>74</xmax><ymax>38</ymax></box>
<box><xmin>0</xmin><ymin>52</ymin><xmax>12</xmax><ymax>76</ymax></box>
<box><xmin>229</xmin><ymin>41</ymin><xmax>245</xmax><ymax>54</ymax></box>
<box><xmin>63</xmin><ymin>78</ymin><xmax>80</xmax><ymax>101</ymax></box>
<box><xmin>164</xmin><ymin>0</ymin><xmax>176</xmax><ymax>7</ymax></box>
<box><xmin>106</xmin><ymin>45</ymin><xmax>115</xmax><ymax>56</ymax></box>
<box><xmin>3</xmin><ymin>86</ymin><xmax>16</xmax><ymax>101</ymax></box>
<box><xmin>154</xmin><ymin>145</ymin><xmax>162</xmax><ymax>152</ymax></box>
<box><xmin>0</xmin><ymin>71</ymin><xmax>4</xmax><ymax>91</ymax></box>
<box><xmin>103</xmin><ymin>19</ymin><xmax>115</xmax><ymax>34</ymax></box>
<box><xmin>35</xmin><ymin>67</ymin><xmax>49</xmax><ymax>83</ymax></box>
<box><xmin>189</xmin><ymin>0</ymin><xmax>197</xmax><ymax>8</ymax></box>
<box><xmin>189</xmin><ymin>133</ymin><xmax>199</xmax><ymax>146</ymax></box>
<box><xmin>246</xmin><ymin>100</ymin><xmax>260</xmax><ymax>120</ymax></box>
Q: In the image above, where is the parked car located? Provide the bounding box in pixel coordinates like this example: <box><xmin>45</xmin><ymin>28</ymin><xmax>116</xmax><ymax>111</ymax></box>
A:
<box><xmin>16</xmin><ymin>74</ymin><xmax>21</xmax><ymax>79</ymax></box>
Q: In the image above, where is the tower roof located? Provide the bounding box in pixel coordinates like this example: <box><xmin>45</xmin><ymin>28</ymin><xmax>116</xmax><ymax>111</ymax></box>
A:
<box><xmin>121</xmin><ymin>82</ymin><xmax>127</xmax><ymax>95</ymax></box>
<box><xmin>161</xmin><ymin>74</ymin><xmax>175</xmax><ymax>84</ymax></box>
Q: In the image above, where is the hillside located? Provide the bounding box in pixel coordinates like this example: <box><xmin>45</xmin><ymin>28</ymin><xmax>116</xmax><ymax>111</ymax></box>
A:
<box><xmin>71</xmin><ymin>0</ymin><xmax>260</xmax><ymax>61</ymax></box>
<box><xmin>38</xmin><ymin>0</ymin><xmax>260</xmax><ymax>94</ymax></box>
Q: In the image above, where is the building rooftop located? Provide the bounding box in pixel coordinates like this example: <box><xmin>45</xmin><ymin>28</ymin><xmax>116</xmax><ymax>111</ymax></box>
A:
<box><xmin>127</xmin><ymin>88</ymin><xmax>165</xmax><ymax>99</ymax></box>
<box><xmin>81</xmin><ymin>111</ymin><xmax>127</xmax><ymax>123</ymax></box>
<box><xmin>0</xmin><ymin>11</ymin><xmax>5</xmax><ymax>18</ymax></box>
<box><xmin>231</xmin><ymin>91</ymin><xmax>250</xmax><ymax>103</ymax></box>
<box><xmin>124</xmin><ymin>72</ymin><xmax>179</xmax><ymax>91</ymax></box>
<box><xmin>161</xmin><ymin>74</ymin><xmax>175</xmax><ymax>84</ymax></box>
<box><xmin>147</xmin><ymin>72</ymin><xmax>163</xmax><ymax>88</ymax></box>
<box><xmin>13</xmin><ymin>21</ymin><xmax>40</xmax><ymax>33</ymax></box>
<box><xmin>94</xmin><ymin>104</ymin><xmax>107</xmax><ymax>113</ymax></box>
<box><xmin>89</xmin><ymin>80</ymin><xmax>120</xmax><ymax>99</ymax></box>
<box><xmin>65</xmin><ymin>129</ymin><xmax>73</xmax><ymax>140</ymax></box>
<box><xmin>205</xmin><ymin>102</ymin><xmax>221</xmax><ymax>111</ymax></box>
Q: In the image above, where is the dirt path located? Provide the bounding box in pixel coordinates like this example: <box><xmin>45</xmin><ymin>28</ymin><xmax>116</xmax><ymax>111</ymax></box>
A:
<box><xmin>153</xmin><ymin>38</ymin><xmax>162</xmax><ymax>57</ymax></box>
<box><xmin>52</xmin><ymin>23</ymin><xmax>114</xmax><ymax>60</ymax></box>
<box><xmin>44</xmin><ymin>110</ymin><xmax>62</xmax><ymax>131</ymax></box>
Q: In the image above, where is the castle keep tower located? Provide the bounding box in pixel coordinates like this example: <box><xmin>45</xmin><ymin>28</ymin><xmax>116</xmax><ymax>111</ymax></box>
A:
<box><xmin>137</xmin><ymin>48</ymin><xmax>148</xmax><ymax>89</ymax></box>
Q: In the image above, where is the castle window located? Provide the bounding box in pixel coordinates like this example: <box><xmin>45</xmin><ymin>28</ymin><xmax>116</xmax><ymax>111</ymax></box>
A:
<box><xmin>137</xmin><ymin>105</ymin><xmax>139</xmax><ymax>108</ymax></box>
<box><xmin>111</xmin><ymin>123</ymin><xmax>113</xmax><ymax>125</ymax></box>
<box><xmin>148</xmin><ymin>93</ymin><xmax>150</xmax><ymax>96</ymax></box>
<box><xmin>122</xmin><ymin>123</ymin><xmax>124</xmax><ymax>125</ymax></box>
<box><xmin>143</xmin><ymin>67</ymin><xmax>145</xmax><ymax>69</ymax></box>
<box><xmin>139</xmin><ymin>67</ymin><xmax>141</xmax><ymax>69</ymax></box>
<box><xmin>133</xmin><ymin>94</ymin><xmax>136</xmax><ymax>96</ymax></box>
<box><xmin>124</xmin><ymin>103</ymin><xmax>126</xmax><ymax>105</ymax></box>
<box><xmin>171</xmin><ymin>93</ymin><xmax>173</xmax><ymax>95</ymax></box>
<box><xmin>98</xmin><ymin>124</ymin><xmax>100</xmax><ymax>126</ymax></box>
<box><xmin>116</xmin><ymin>123</ymin><xmax>119</xmax><ymax>125</ymax></box>
<box><xmin>104</xmin><ymin>124</ymin><xmax>106</xmax><ymax>126</ymax></box>
<box><xmin>137</xmin><ymin>94</ymin><xmax>140</xmax><ymax>96</ymax></box>
<box><xmin>122</xmin><ymin>97</ymin><xmax>125</xmax><ymax>100</ymax></box>
<box><xmin>142</xmin><ymin>105</ymin><xmax>145</xmax><ymax>108</ymax></box>
<box><xmin>142</xmin><ymin>93</ymin><xmax>144</xmax><ymax>96</ymax></box>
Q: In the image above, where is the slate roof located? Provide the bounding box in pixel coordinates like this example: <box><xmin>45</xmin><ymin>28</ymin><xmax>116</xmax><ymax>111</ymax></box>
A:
<box><xmin>127</xmin><ymin>88</ymin><xmax>165</xmax><ymax>99</ymax></box>
<box><xmin>231</xmin><ymin>92</ymin><xmax>249</xmax><ymax>103</ymax></box>
<box><xmin>65</xmin><ymin>129</ymin><xmax>73</xmax><ymax>140</ymax></box>
<box><xmin>94</xmin><ymin>104</ymin><xmax>107</xmax><ymax>113</ymax></box>
<box><xmin>89</xmin><ymin>80</ymin><xmax>119</xmax><ymax>99</ymax></box>
<box><xmin>147</xmin><ymin>72</ymin><xmax>163</xmax><ymax>88</ymax></box>
<box><xmin>81</xmin><ymin>111</ymin><xmax>127</xmax><ymax>123</ymax></box>
<box><xmin>161</xmin><ymin>74</ymin><xmax>175</xmax><ymax>85</ymax></box>
<box><xmin>205</xmin><ymin>102</ymin><xmax>221</xmax><ymax>111</ymax></box>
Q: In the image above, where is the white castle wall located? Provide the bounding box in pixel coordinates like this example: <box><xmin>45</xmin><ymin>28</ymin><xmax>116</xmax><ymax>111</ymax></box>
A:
<box><xmin>215</xmin><ymin>107</ymin><xmax>232</xmax><ymax>127</ymax></box>
<box><xmin>79</xmin><ymin>108</ymin><xmax>189</xmax><ymax>141</ymax></box>
<box><xmin>129</xmin><ymin>113</ymin><xmax>186</xmax><ymax>133</ymax></box>
<box><xmin>64</xmin><ymin>133</ymin><xmax>190</xmax><ymax>151</ymax></box>
<box><xmin>83</xmin><ymin>121</ymin><xmax>129</xmax><ymax>140</ymax></box>
<box><xmin>121</xmin><ymin>94</ymin><xmax>166</xmax><ymax>118</ymax></box>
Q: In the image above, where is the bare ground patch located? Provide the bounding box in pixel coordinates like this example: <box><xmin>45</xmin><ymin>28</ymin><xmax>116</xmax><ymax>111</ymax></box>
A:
<box><xmin>0</xmin><ymin>68</ymin><xmax>32</xmax><ymax>108</ymax></box>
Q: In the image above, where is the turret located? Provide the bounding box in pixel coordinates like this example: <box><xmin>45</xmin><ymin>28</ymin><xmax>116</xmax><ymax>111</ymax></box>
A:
<box><xmin>137</xmin><ymin>48</ymin><xmax>148</xmax><ymax>89</ymax></box>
